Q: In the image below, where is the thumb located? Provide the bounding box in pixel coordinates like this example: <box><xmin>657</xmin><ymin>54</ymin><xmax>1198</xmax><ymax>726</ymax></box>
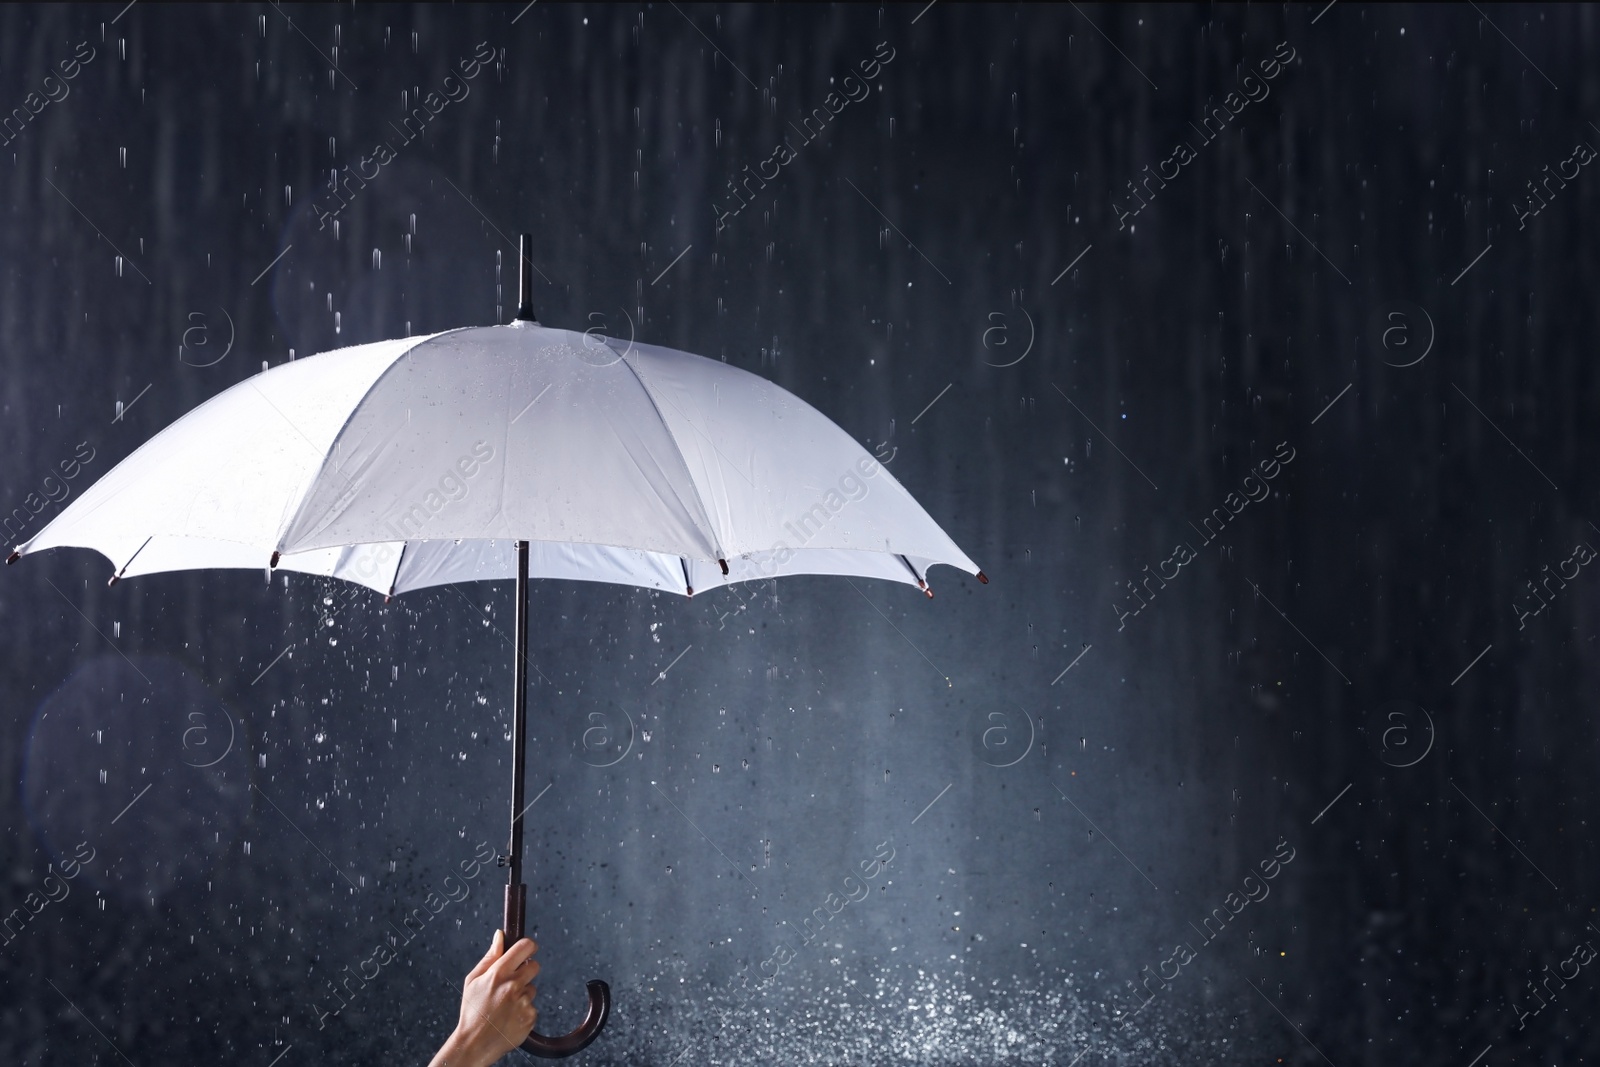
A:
<box><xmin>467</xmin><ymin>929</ymin><xmax>504</xmax><ymax>980</ymax></box>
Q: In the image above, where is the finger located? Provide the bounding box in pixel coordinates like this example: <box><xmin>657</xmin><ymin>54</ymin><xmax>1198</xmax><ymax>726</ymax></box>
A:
<box><xmin>490</xmin><ymin>935</ymin><xmax>539</xmax><ymax>978</ymax></box>
<box><xmin>519</xmin><ymin>959</ymin><xmax>542</xmax><ymax>984</ymax></box>
<box><xmin>466</xmin><ymin>929</ymin><xmax>504</xmax><ymax>981</ymax></box>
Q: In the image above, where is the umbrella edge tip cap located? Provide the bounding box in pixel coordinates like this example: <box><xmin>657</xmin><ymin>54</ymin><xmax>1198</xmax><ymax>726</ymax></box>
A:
<box><xmin>269</xmin><ymin>551</ymin><xmax>280</xmax><ymax>568</ymax></box>
<box><xmin>107</xmin><ymin>574</ymin><xmax>119</xmax><ymax>587</ymax></box>
<box><xmin>686</xmin><ymin>586</ymin><xmax>694</xmax><ymax>597</ymax></box>
<box><xmin>5</xmin><ymin>550</ymin><xmax>18</xmax><ymax>565</ymax></box>
<box><xmin>718</xmin><ymin>558</ymin><xmax>729</xmax><ymax>576</ymax></box>
<box><xmin>976</xmin><ymin>570</ymin><xmax>989</xmax><ymax>585</ymax></box>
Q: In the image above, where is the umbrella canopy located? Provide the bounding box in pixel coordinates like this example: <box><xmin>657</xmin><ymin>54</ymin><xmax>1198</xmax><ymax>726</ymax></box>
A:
<box><xmin>9</xmin><ymin>321</ymin><xmax>981</xmax><ymax>598</ymax></box>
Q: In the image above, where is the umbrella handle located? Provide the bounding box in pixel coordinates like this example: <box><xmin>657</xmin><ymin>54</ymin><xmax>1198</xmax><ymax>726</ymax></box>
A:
<box><xmin>521</xmin><ymin>981</ymin><xmax>611</xmax><ymax>1059</ymax></box>
<box><xmin>504</xmin><ymin>884</ymin><xmax>612</xmax><ymax>1059</ymax></box>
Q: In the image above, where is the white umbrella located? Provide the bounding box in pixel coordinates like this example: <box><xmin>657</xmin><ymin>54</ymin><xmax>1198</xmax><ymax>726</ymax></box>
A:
<box><xmin>7</xmin><ymin>236</ymin><xmax>984</xmax><ymax>1056</ymax></box>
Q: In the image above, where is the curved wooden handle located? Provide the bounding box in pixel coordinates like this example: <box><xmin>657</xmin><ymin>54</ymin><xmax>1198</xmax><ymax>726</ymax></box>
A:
<box><xmin>521</xmin><ymin>979</ymin><xmax>611</xmax><ymax>1058</ymax></box>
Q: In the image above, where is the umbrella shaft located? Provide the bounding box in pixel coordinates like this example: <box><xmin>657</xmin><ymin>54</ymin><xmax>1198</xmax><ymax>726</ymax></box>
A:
<box><xmin>508</xmin><ymin>540</ymin><xmax>530</xmax><ymax>891</ymax></box>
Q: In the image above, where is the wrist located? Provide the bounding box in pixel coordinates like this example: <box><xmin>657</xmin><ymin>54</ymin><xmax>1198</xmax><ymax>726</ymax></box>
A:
<box><xmin>431</xmin><ymin>1026</ymin><xmax>493</xmax><ymax>1067</ymax></box>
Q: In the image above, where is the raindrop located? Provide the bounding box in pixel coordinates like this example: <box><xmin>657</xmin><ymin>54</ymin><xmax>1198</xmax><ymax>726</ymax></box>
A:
<box><xmin>372</xmin><ymin>249</ymin><xmax>381</xmax><ymax>270</ymax></box>
<box><xmin>1079</xmin><ymin>737</ymin><xmax>1086</xmax><ymax>751</ymax></box>
<box><xmin>642</xmin><ymin>731</ymin><xmax>652</xmax><ymax>742</ymax></box>
<box><xmin>743</xmin><ymin>759</ymin><xmax>750</xmax><ymax>769</ymax></box>
<box><xmin>665</xmin><ymin>866</ymin><xmax>672</xmax><ymax>874</ymax></box>
<box><xmin>335</xmin><ymin>312</ymin><xmax>341</xmax><ymax>335</ymax></box>
<box><xmin>113</xmin><ymin>621</ymin><xmax>121</xmax><ymax>638</ymax></box>
<box><xmin>719</xmin><ymin>706</ymin><xmax>726</xmax><ymax>716</ymax></box>
<box><xmin>713</xmin><ymin>764</ymin><xmax>721</xmax><ymax>773</ymax></box>
<box><xmin>119</xmin><ymin>146</ymin><xmax>126</xmax><ymax>168</ymax></box>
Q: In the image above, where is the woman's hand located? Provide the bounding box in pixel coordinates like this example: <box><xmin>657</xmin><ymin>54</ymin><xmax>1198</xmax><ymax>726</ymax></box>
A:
<box><xmin>428</xmin><ymin>930</ymin><xmax>540</xmax><ymax>1067</ymax></box>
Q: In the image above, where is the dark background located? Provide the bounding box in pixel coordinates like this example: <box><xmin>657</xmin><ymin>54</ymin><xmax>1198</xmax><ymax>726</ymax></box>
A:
<box><xmin>1</xmin><ymin>3</ymin><xmax>1597</xmax><ymax>1064</ymax></box>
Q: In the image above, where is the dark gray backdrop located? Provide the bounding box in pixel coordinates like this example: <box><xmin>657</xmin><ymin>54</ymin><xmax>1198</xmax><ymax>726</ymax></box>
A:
<box><xmin>1</xmin><ymin>3</ymin><xmax>1597</xmax><ymax>1065</ymax></box>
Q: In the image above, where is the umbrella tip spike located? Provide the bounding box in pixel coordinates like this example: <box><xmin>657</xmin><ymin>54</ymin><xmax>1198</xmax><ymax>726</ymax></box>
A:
<box><xmin>269</xmin><ymin>550</ymin><xmax>280</xmax><ymax>568</ymax></box>
<box><xmin>976</xmin><ymin>570</ymin><xmax>989</xmax><ymax>585</ymax></box>
<box><xmin>515</xmin><ymin>233</ymin><xmax>538</xmax><ymax>322</ymax></box>
<box><xmin>924</xmin><ymin>586</ymin><xmax>935</xmax><ymax>599</ymax></box>
<box><xmin>5</xmin><ymin>550</ymin><xmax>18</xmax><ymax>565</ymax></box>
<box><xmin>686</xmin><ymin>586</ymin><xmax>695</xmax><ymax>597</ymax></box>
<box><xmin>718</xmin><ymin>558</ymin><xmax>729</xmax><ymax>576</ymax></box>
<box><xmin>107</xmin><ymin>574</ymin><xmax>119</xmax><ymax>587</ymax></box>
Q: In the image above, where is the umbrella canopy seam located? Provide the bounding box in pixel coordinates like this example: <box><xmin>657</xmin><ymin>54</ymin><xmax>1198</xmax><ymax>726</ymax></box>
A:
<box><xmin>270</xmin><ymin>327</ymin><xmax>474</xmax><ymax>558</ymax></box>
<box><xmin>615</xmin><ymin>347</ymin><xmax>731</xmax><ymax>565</ymax></box>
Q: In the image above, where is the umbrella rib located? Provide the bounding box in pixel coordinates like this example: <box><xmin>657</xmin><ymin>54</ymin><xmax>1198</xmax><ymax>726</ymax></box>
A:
<box><xmin>108</xmin><ymin>534</ymin><xmax>154</xmax><ymax>584</ymax></box>
<box><xmin>270</xmin><ymin>328</ymin><xmax>474</xmax><ymax>556</ymax></box>
<box><xmin>385</xmin><ymin>542</ymin><xmax>407</xmax><ymax>598</ymax></box>
<box><xmin>613</xmin><ymin>351</ymin><xmax>734</xmax><ymax>563</ymax></box>
<box><xmin>896</xmin><ymin>554</ymin><xmax>935</xmax><ymax>597</ymax></box>
<box><xmin>250</xmin><ymin>380</ymin><xmax>369</xmax><ymax>553</ymax></box>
